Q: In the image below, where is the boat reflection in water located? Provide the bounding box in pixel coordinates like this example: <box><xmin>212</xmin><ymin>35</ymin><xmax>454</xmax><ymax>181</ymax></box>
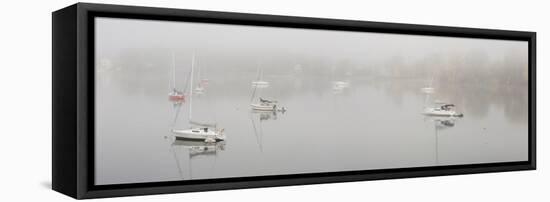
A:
<box><xmin>251</xmin><ymin>109</ymin><xmax>283</xmax><ymax>121</ymax></box>
<box><xmin>168</xmin><ymin>137</ymin><xmax>226</xmax><ymax>180</ymax></box>
<box><xmin>249</xmin><ymin>109</ymin><xmax>284</xmax><ymax>152</ymax></box>
<box><xmin>172</xmin><ymin>138</ymin><xmax>226</xmax><ymax>157</ymax></box>
<box><xmin>424</xmin><ymin>115</ymin><xmax>461</xmax><ymax>164</ymax></box>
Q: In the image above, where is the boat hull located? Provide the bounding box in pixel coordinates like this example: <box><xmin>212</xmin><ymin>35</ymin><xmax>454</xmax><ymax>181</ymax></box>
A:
<box><xmin>168</xmin><ymin>92</ymin><xmax>185</xmax><ymax>102</ymax></box>
<box><xmin>172</xmin><ymin>128</ymin><xmax>225</xmax><ymax>141</ymax></box>
<box><xmin>251</xmin><ymin>81</ymin><xmax>270</xmax><ymax>88</ymax></box>
<box><xmin>251</xmin><ymin>103</ymin><xmax>276</xmax><ymax>111</ymax></box>
<box><xmin>423</xmin><ymin>109</ymin><xmax>463</xmax><ymax>117</ymax></box>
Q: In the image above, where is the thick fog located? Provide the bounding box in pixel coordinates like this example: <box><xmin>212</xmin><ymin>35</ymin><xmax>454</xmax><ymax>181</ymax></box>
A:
<box><xmin>94</xmin><ymin>17</ymin><xmax>528</xmax><ymax>185</ymax></box>
<box><xmin>96</xmin><ymin>17</ymin><xmax>526</xmax><ymax>74</ymax></box>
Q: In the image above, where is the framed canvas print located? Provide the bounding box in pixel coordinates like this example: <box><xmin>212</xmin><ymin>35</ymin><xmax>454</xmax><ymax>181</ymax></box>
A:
<box><xmin>52</xmin><ymin>3</ymin><xmax>536</xmax><ymax>199</ymax></box>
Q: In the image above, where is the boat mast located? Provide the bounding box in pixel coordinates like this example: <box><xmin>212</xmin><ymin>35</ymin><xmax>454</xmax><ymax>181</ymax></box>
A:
<box><xmin>172</xmin><ymin>52</ymin><xmax>176</xmax><ymax>90</ymax></box>
<box><xmin>197</xmin><ymin>60</ymin><xmax>201</xmax><ymax>83</ymax></box>
<box><xmin>250</xmin><ymin>62</ymin><xmax>261</xmax><ymax>102</ymax></box>
<box><xmin>189</xmin><ymin>53</ymin><xmax>195</xmax><ymax>121</ymax></box>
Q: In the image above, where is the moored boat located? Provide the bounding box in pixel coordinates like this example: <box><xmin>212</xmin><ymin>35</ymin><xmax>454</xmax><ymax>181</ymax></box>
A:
<box><xmin>251</xmin><ymin>97</ymin><xmax>279</xmax><ymax>111</ymax></box>
<box><xmin>168</xmin><ymin>52</ymin><xmax>186</xmax><ymax>102</ymax></box>
<box><xmin>172</xmin><ymin>127</ymin><xmax>226</xmax><ymax>142</ymax></box>
<box><xmin>171</xmin><ymin>53</ymin><xmax>225</xmax><ymax>142</ymax></box>
<box><xmin>423</xmin><ymin>103</ymin><xmax>463</xmax><ymax>117</ymax></box>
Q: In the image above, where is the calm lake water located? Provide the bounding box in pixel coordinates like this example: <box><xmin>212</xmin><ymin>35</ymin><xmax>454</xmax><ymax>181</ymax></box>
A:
<box><xmin>95</xmin><ymin>68</ymin><xmax>528</xmax><ymax>185</ymax></box>
<box><xmin>94</xmin><ymin>17</ymin><xmax>529</xmax><ymax>185</ymax></box>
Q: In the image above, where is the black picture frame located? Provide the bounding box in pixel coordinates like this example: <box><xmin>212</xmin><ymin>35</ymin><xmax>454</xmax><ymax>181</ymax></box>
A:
<box><xmin>52</xmin><ymin>3</ymin><xmax>536</xmax><ymax>199</ymax></box>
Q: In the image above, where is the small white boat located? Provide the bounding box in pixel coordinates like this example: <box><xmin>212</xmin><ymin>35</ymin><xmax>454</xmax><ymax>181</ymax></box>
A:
<box><xmin>332</xmin><ymin>81</ymin><xmax>350</xmax><ymax>89</ymax></box>
<box><xmin>194</xmin><ymin>86</ymin><xmax>205</xmax><ymax>95</ymax></box>
<box><xmin>251</xmin><ymin>103</ymin><xmax>277</xmax><ymax>111</ymax></box>
<box><xmin>172</xmin><ymin>127</ymin><xmax>226</xmax><ymax>142</ymax></box>
<box><xmin>251</xmin><ymin>64</ymin><xmax>270</xmax><ymax>88</ymax></box>
<box><xmin>421</xmin><ymin>87</ymin><xmax>435</xmax><ymax>94</ymax></box>
<box><xmin>423</xmin><ymin>103</ymin><xmax>463</xmax><ymax>117</ymax></box>
<box><xmin>194</xmin><ymin>63</ymin><xmax>207</xmax><ymax>95</ymax></box>
<box><xmin>251</xmin><ymin>80</ymin><xmax>270</xmax><ymax>88</ymax></box>
<box><xmin>332</xmin><ymin>81</ymin><xmax>350</xmax><ymax>94</ymax></box>
<box><xmin>251</xmin><ymin>97</ymin><xmax>278</xmax><ymax>111</ymax></box>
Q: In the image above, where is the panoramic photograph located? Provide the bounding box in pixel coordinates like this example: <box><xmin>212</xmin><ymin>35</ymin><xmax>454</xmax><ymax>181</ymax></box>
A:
<box><xmin>94</xmin><ymin>17</ymin><xmax>529</xmax><ymax>185</ymax></box>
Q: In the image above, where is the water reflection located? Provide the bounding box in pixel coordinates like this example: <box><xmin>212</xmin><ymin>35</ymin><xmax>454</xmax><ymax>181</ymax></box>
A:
<box><xmin>168</xmin><ymin>137</ymin><xmax>226</xmax><ymax>180</ymax></box>
<box><xmin>249</xmin><ymin>110</ymin><xmax>285</xmax><ymax>152</ymax></box>
<box><xmin>424</xmin><ymin>116</ymin><xmax>461</xmax><ymax>164</ymax></box>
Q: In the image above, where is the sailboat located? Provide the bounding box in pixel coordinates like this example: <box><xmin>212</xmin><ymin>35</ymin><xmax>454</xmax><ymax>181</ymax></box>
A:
<box><xmin>421</xmin><ymin>75</ymin><xmax>435</xmax><ymax>94</ymax></box>
<box><xmin>250</xmin><ymin>86</ymin><xmax>285</xmax><ymax>111</ymax></box>
<box><xmin>168</xmin><ymin>52</ymin><xmax>185</xmax><ymax>102</ymax></box>
<box><xmin>194</xmin><ymin>61</ymin><xmax>208</xmax><ymax>95</ymax></box>
<box><xmin>171</xmin><ymin>54</ymin><xmax>226</xmax><ymax>142</ymax></box>
<box><xmin>251</xmin><ymin>64</ymin><xmax>270</xmax><ymax>88</ymax></box>
<box><xmin>330</xmin><ymin>65</ymin><xmax>351</xmax><ymax>94</ymax></box>
<box><xmin>249</xmin><ymin>64</ymin><xmax>286</xmax><ymax>112</ymax></box>
<box><xmin>423</xmin><ymin>102</ymin><xmax>463</xmax><ymax>117</ymax></box>
<box><xmin>420</xmin><ymin>76</ymin><xmax>463</xmax><ymax>117</ymax></box>
<box><xmin>332</xmin><ymin>81</ymin><xmax>350</xmax><ymax>93</ymax></box>
<box><xmin>251</xmin><ymin>98</ymin><xmax>279</xmax><ymax>111</ymax></box>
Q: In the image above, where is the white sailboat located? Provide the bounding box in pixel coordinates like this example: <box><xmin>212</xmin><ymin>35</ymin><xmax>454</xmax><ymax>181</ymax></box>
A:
<box><xmin>332</xmin><ymin>81</ymin><xmax>350</xmax><ymax>93</ymax></box>
<box><xmin>168</xmin><ymin>52</ymin><xmax>185</xmax><ymax>102</ymax></box>
<box><xmin>251</xmin><ymin>64</ymin><xmax>270</xmax><ymax>88</ymax></box>
<box><xmin>172</xmin><ymin>53</ymin><xmax>225</xmax><ymax>142</ymax></box>
<box><xmin>421</xmin><ymin>87</ymin><xmax>435</xmax><ymax>94</ymax></box>
<box><xmin>194</xmin><ymin>61</ymin><xmax>207</xmax><ymax>95</ymax></box>
<box><xmin>423</xmin><ymin>102</ymin><xmax>464</xmax><ymax>117</ymax></box>
<box><xmin>420</xmin><ymin>76</ymin><xmax>463</xmax><ymax>117</ymax></box>
<box><xmin>250</xmin><ymin>85</ymin><xmax>283</xmax><ymax>112</ymax></box>
<box><xmin>330</xmin><ymin>64</ymin><xmax>351</xmax><ymax>94</ymax></box>
<box><xmin>421</xmin><ymin>76</ymin><xmax>435</xmax><ymax>94</ymax></box>
<box><xmin>249</xmin><ymin>64</ymin><xmax>286</xmax><ymax>112</ymax></box>
<box><xmin>251</xmin><ymin>98</ymin><xmax>278</xmax><ymax>111</ymax></box>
